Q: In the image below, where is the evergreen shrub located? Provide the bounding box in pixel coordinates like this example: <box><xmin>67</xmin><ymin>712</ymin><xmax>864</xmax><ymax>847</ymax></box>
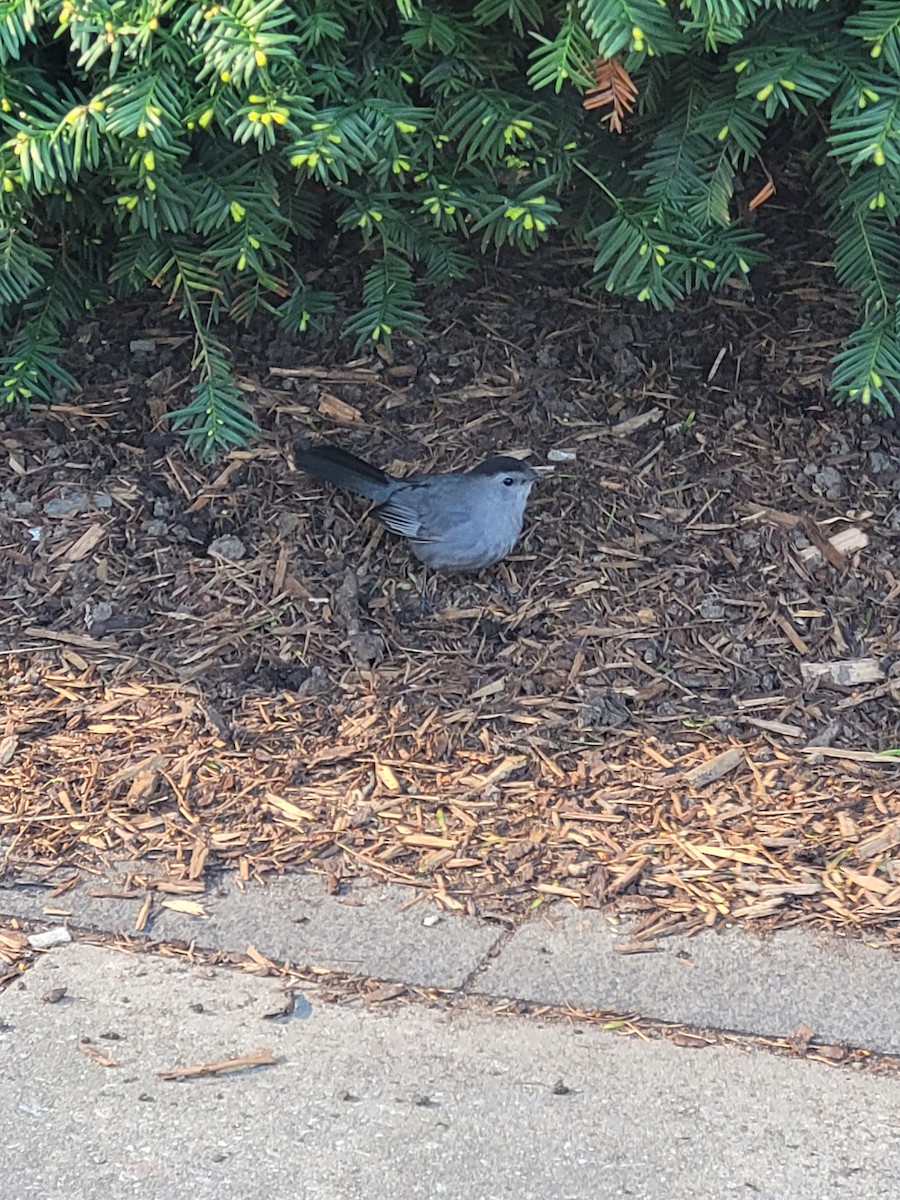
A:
<box><xmin>2</xmin><ymin>1</ymin><xmax>900</xmax><ymax>454</ymax></box>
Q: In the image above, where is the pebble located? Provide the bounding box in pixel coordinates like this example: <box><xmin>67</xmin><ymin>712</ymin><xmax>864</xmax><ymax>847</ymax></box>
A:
<box><xmin>207</xmin><ymin>535</ymin><xmax>247</xmax><ymax>561</ymax></box>
<box><xmin>869</xmin><ymin>450</ymin><xmax>895</xmax><ymax>474</ymax></box>
<box><xmin>698</xmin><ymin>595</ymin><xmax>726</xmax><ymax>620</ymax></box>
<box><xmin>43</xmin><ymin>491</ymin><xmax>112</xmax><ymax>518</ymax></box>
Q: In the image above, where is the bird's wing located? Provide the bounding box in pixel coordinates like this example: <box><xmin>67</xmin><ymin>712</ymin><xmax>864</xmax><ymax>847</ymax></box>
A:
<box><xmin>373</xmin><ymin>493</ymin><xmax>434</xmax><ymax>541</ymax></box>
<box><xmin>376</xmin><ymin>484</ymin><xmax>476</xmax><ymax>546</ymax></box>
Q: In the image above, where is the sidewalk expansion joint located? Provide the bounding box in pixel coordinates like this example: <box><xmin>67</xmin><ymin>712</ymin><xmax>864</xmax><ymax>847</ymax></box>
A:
<box><xmin>3</xmin><ymin>914</ymin><xmax>900</xmax><ymax>1077</ymax></box>
<box><xmin>458</xmin><ymin>920</ymin><xmax>519</xmax><ymax>996</ymax></box>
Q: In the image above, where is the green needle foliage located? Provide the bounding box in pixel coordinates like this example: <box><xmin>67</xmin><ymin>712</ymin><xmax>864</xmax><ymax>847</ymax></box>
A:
<box><xmin>2</xmin><ymin>1</ymin><xmax>900</xmax><ymax>454</ymax></box>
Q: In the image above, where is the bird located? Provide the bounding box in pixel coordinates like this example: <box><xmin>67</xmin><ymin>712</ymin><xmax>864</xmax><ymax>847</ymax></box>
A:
<box><xmin>295</xmin><ymin>443</ymin><xmax>539</xmax><ymax>572</ymax></box>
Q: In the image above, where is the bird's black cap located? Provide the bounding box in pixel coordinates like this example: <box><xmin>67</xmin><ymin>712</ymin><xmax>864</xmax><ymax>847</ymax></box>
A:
<box><xmin>467</xmin><ymin>456</ymin><xmax>538</xmax><ymax>478</ymax></box>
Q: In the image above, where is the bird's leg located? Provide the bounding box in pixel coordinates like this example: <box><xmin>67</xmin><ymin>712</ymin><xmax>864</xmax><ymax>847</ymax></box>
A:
<box><xmin>495</xmin><ymin>580</ymin><xmax>516</xmax><ymax>609</ymax></box>
<box><xmin>494</xmin><ymin>564</ymin><xmax>521</xmax><ymax>611</ymax></box>
<box><xmin>415</xmin><ymin>565</ymin><xmax>435</xmax><ymax>615</ymax></box>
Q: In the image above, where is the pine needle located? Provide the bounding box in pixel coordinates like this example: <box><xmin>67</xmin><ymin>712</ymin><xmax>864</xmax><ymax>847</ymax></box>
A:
<box><xmin>582</xmin><ymin>57</ymin><xmax>639</xmax><ymax>134</ymax></box>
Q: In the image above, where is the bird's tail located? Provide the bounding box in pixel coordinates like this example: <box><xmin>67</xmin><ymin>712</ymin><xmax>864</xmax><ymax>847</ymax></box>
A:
<box><xmin>295</xmin><ymin>444</ymin><xmax>393</xmax><ymax>500</ymax></box>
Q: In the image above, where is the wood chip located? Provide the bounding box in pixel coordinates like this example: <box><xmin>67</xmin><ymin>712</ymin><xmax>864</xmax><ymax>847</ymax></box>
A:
<box><xmin>837</xmin><ymin>868</ymin><xmax>895</xmax><ymax>897</ymax></box>
<box><xmin>773</xmin><ymin>613</ymin><xmax>810</xmax><ymax>655</ymax></box>
<box><xmin>134</xmin><ymin>893</ymin><xmax>153</xmax><ymax>932</ymax></box>
<box><xmin>693</xmin><ymin>845</ymin><xmax>771</xmax><ymax>867</ymax></box>
<box><xmin>157</xmin><ymin>1047</ymin><xmax>277</xmax><ymax>1081</ymax></box>
<box><xmin>60</xmin><ymin>523</ymin><xmax>107</xmax><ymax>563</ymax></box>
<box><xmin>799</xmin><ymin>525</ymin><xmax>868</xmax><ymax>564</ymax></box>
<box><xmin>613</xmin><ymin>940</ymin><xmax>661</xmax><ymax>954</ymax></box>
<box><xmin>270</xmin><ymin>365</ymin><xmax>380</xmax><ymax>382</ymax></box>
<box><xmin>107</xmin><ymin>754</ymin><xmax>167</xmax><ymax>788</ymax></box>
<box><xmin>855</xmin><ymin>822</ymin><xmax>900</xmax><ymax>860</ymax></box>
<box><xmin>809</xmin><ymin>1044</ymin><xmax>847</xmax><ymax>1063</ymax></box>
<box><xmin>788</xmin><ymin>1022</ymin><xmax>814</xmax><ymax>1054</ymax></box>
<box><xmin>22</xmin><ymin>626</ymin><xmax>112</xmax><ymax>648</ymax></box>
<box><xmin>742</xmin><ymin>718</ymin><xmax>804</xmax><ymax>738</ymax></box>
<box><xmin>245</xmin><ymin>945</ymin><xmax>279</xmax><ymax>972</ymax></box>
<box><xmin>669</xmin><ymin>1033</ymin><xmax>711</xmax><ymax>1048</ymax></box>
<box><xmin>606</xmin><ymin>857</ymin><xmax>649</xmax><ymax>896</ymax></box>
<box><xmin>401</xmin><ymin>833</ymin><xmax>456</xmax><ymax>849</ymax></box>
<box><xmin>534</xmin><ymin>883</ymin><xmax>584</xmax><ymax>899</ymax></box>
<box><xmin>800</xmin><ymin>659</ymin><xmax>885</xmax><ymax>687</ymax></box>
<box><xmin>264</xmin><ymin>794</ymin><xmax>315</xmax><ymax>822</ymax></box>
<box><xmin>317</xmin><ymin>393</ymin><xmax>364</xmax><ymax>423</ymax></box>
<box><xmin>683</xmin><ymin>749</ymin><xmax>744</xmax><ymax>788</ymax></box>
<box><xmin>799</xmin><ymin>746</ymin><xmax>900</xmax><ymax>766</ymax></box>
<box><xmin>78</xmin><ymin>1039</ymin><xmax>119</xmax><ymax>1068</ymax></box>
<box><xmin>801</xmin><ymin>517</ymin><xmax>846</xmax><ymax>569</ymax></box>
<box><xmin>469</xmin><ymin>677</ymin><xmax>507</xmax><ymax>702</ymax></box>
<box><xmin>758</xmin><ymin>882</ymin><xmax>821</xmax><ymax>897</ymax></box>
<box><xmin>366</xmin><ymin>982</ymin><xmax>406</xmax><ymax>1002</ymax></box>
<box><xmin>375</xmin><ymin>762</ymin><xmax>401</xmax><ymax>792</ymax></box>
<box><xmin>466</xmin><ymin>755</ymin><xmax>528</xmax><ymax>788</ymax></box>
<box><xmin>160</xmin><ymin>898</ymin><xmax>208</xmax><ymax>917</ymax></box>
<box><xmin>188</xmin><ymin>840</ymin><xmax>209</xmax><ymax>880</ymax></box>
<box><xmin>610</xmin><ymin>408</ymin><xmax>663</xmax><ymax>435</ymax></box>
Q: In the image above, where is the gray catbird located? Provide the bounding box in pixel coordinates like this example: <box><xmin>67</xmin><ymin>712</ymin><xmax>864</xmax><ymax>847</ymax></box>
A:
<box><xmin>296</xmin><ymin>444</ymin><xmax>539</xmax><ymax>571</ymax></box>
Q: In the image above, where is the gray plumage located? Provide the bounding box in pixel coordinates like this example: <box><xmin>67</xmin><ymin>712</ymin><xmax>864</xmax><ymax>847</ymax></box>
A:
<box><xmin>295</xmin><ymin>444</ymin><xmax>538</xmax><ymax>572</ymax></box>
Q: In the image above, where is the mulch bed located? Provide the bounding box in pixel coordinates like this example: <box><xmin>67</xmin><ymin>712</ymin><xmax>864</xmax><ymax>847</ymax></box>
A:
<box><xmin>2</xmin><ymin>240</ymin><xmax>900</xmax><ymax>946</ymax></box>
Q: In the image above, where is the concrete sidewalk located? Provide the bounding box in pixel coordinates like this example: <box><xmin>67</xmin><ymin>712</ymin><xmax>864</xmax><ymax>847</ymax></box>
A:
<box><xmin>3</xmin><ymin>942</ymin><xmax>899</xmax><ymax>1200</ymax></box>
<box><xmin>3</xmin><ymin>866</ymin><xmax>899</xmax><ymax>1049</ymax></box>
<box><xmin>2</xmin><ymin>868</ymin><xmax>900</xmax><ymax>1198</ymax></box>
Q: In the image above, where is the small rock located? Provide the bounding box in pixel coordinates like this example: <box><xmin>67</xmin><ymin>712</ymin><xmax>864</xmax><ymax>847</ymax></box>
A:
<box><xmin>577</xmin><ymin>690</ymin><xmax>630</xmax><ymax>729</ymax></box>
<box><xmin>207</xmin><ymin>535</ymin><xmax>247</xmax><ymax>561</ymax></box>
<box><xmin>698</xmin><ymin>595</ymin><xmax>726</xmax><ymax>620</ymax></box>
<box><xmin>295</xmin><ymin>665</ymin><xmax>330</xmax><ymax>696</ymax></box>
<box><xmin>812</xmin><ymin>465</ymin><xmax>843</xmax><ymax>500</ymax></box>
<box><xmin>611</xmin><ymin>346</ymin><xmax>642</xmax><ymax>382</ymax></box>
<box><xmin>43</xmin><ymin>491</ymin><xmax>110</xmax><ymax>519</ymax></box>
<box><xmin>348</xmin><ymin>630</ymin><xmax>380</xmax><ymax>664</ymax></box>
<box><xmin>869</xmin><ymin>450</ymin><xmax>895</xmax><ymax>474</ymax></box>
<box><xmin>275</xmin><ymin>512</ymin><xmax>301</xmax><ymax>537</ymax></box>
<box><xmin>604</xmin><ymin>322</ymin><xmax>635</xmax><ymax>352</ymax></box>
<box><xmin>85</xmin><ymin>601</ymin><xmax>113</xmax><ymax>631</ymax></box>
<box><xmin>142</xmin><ymin>520</ymin><xmax>169</xmax><ymax>537</ymax></box>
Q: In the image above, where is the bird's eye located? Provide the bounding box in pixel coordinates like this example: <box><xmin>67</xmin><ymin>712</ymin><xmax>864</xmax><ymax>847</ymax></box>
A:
<box><xmin>502</xmin><ymin>477</ymin><xmax>515</xmax><ymax>487</ymax></box>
